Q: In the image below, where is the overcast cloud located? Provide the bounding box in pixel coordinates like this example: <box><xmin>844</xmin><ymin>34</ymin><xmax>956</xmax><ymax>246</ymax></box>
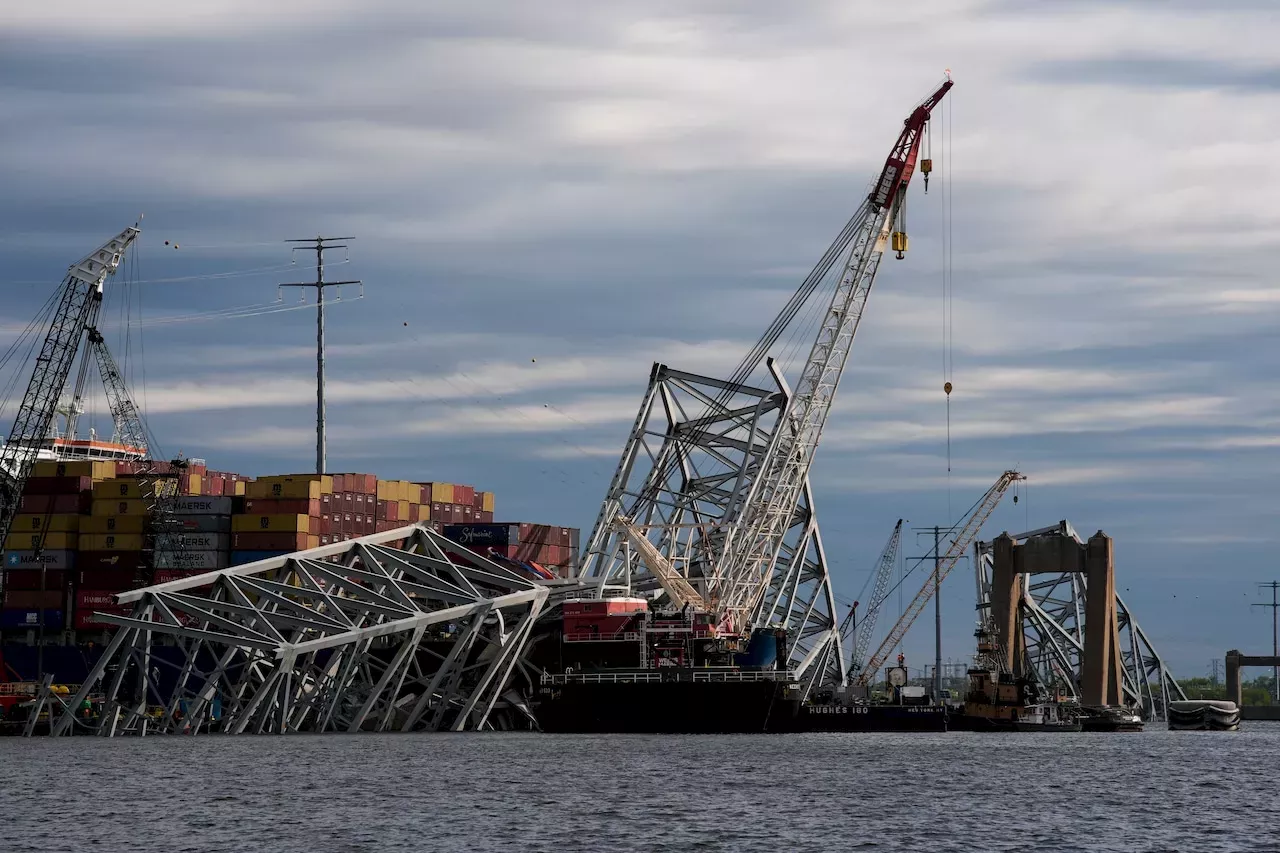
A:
<box><xmin>2</xmin><ymin>0</ymin><xmax>1277</xmax><ymax>674</ymax></box>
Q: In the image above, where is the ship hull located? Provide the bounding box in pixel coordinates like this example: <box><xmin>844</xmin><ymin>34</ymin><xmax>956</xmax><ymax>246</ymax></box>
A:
<box><xmin>778</xmin><ymin>703</ymin><xmax>947</xmax><ymax>733</ymax></box>
<box><xmin>534</xmin><ymin>678</ymin><xmax>799</xmax><ymax>734</ymax></box>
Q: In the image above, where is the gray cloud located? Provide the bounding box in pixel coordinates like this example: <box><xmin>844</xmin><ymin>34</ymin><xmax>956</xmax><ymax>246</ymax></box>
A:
<box><xmin>1028</xmin><ymin>56</ymin><xmax>1280</xmax><ymax>92</ymax></box>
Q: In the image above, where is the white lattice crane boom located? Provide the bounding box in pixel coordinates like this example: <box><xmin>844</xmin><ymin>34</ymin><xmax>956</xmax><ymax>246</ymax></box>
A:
<box><xmin>850</xmin><ymin>519</ymin><xmax>904</xmax><ymax>676</ymax></box>
<box><xmin>0</xmin><ymin>227</ymin><xmax>140</xmax><ymax>544</ymax></box>
<box><xmin>708</xmin><ymin>79</ymin><xmax>953</xmax><ymax>629</ymax></box>
<box><xmin>857</xmin><ymin>470</ymin><xmax>1024</xmax><ymax>687</ymax></box>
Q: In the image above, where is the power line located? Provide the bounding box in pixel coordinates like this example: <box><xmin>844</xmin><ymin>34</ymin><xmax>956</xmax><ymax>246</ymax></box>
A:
<box><xmin>279</xmin><ymin>237</ymin><xmax>362</xmax><ymax>475</ymax></box>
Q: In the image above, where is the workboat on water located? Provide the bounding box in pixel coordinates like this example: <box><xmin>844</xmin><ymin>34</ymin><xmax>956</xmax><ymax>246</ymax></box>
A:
<box><xmin>948</xmin><ymin>625</ymin><xmax>1082</xmax><ymax>733</ymax></box>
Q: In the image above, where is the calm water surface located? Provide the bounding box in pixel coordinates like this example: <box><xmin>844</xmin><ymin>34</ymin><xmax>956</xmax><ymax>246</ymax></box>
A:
<box><xmin>2</xmin><ymin>726</ymin><xmax>1278</xmax><ymax>852</ymax></box>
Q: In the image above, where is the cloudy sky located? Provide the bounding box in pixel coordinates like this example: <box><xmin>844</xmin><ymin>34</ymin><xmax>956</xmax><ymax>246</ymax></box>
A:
<box><xmin>2</xmin><ymin>0</ymin><xmax>1277</xmax><ymax>675</ymax></box>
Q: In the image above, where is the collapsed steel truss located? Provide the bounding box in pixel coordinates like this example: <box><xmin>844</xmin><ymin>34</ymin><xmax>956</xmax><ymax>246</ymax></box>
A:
<box><xmin>974</xmin><ymin>521</ymin><xmax>1185</xmax><ymax>721</ymax></box>
<box><xmin>579</xmin><ymin>364</ymin><xmax>844</xmax><ymax>696</ymax></box>
<box><xmin>47</xmin><ymin>526</ymin><xmax>547</xmax><ymax>736</ymax></box>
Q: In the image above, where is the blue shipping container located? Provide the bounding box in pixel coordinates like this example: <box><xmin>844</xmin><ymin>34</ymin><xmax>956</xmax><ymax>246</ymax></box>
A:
<box><xmin>0</xmin><ymin>608</ymin><xmax>64</xmax><ymax>629</ymax></box>
<box><xmin>230</xmin><ymin>551</ymin><xmax>291</xmax><ymax>567</ymax></box>
<box><xmin>443</xmin><ymin>524</ymin><xmax>519</xmax><ymax>548</ymax></box>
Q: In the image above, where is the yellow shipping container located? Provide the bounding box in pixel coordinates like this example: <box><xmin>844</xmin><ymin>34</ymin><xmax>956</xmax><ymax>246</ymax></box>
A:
<box><xmin>231</xmin><ymin>514</ymin><xmax>311</xmax><ymax>534</ymax></box>
<box><xmin>230</xmin><ymin>480</ymin><xmax>247</xmax><ymax>496</ymax></box>
<box><xmin>82</xmin><ymin>514</ymin><xmax>149</xmax><ymax>534</ymax></box>
<box><xmin>413</xmin><ymin>504</ymin><xmax>432</xmax><ymax>523</ymax></box>
<box><xmin>258</xmin><ymin>474</ymin><xmax>333</xmax><ymax>494</ymax></box>
<box><xmin>431</xmin><ymin>482</ymin><xmax>454</xmax><ymax>504</ymax></box>
<box><xmin>186</xmin><ymin>474</ymin><xmax>202</xmax><ymax>496</ymax></box>
<box><xmin>481</xmin><ymin>491</ymin><xmax>495</xmax><ymax>513</ymax></box>
<box><xmin>80</xmin><ymin>533</ymin><xmax>146</xmax><ymax>551</ymax></box>
<box><xmin>245</xmin><ymin>479</ymin><xmax>321</xmax><ymax>500</ymax></box>
<box><xmin>376</xmin><ymin>480</ymin><xmax>394</xmax><ymax>501</ymax></box>
<box><xmin>4</xmin><ymin>531</ymin><xmax>79</xmax><ymax>551</ymax></box>
<box><xmin>90</xmin><ymin>498</ymin><xmax>151</xmax><ymax>516</ymax></box>
<box><xmin>32</xmin><ymin>460</ymin><xmax>118</xmax><ymax>480</ymax></box>
<box><xmin>10</xmin><ymin>513</ymin><xmax>81</xmax><ymax>533</ymax></box>
<box><xmin>397</xmin><ymin>499</ymin><xmax>411</xmax><ymax>520</ymax></box>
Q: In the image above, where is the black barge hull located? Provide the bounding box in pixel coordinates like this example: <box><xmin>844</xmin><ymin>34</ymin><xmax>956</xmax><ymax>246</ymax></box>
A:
<box><xmin>535</xmin><ymin>679</ymin><xmax>799</xmax><ymax>733</ymax></box>
<box><xmin>778</xmin><ymin>704</ymin><xmax>948</xmax><ymax>732</ymax></box>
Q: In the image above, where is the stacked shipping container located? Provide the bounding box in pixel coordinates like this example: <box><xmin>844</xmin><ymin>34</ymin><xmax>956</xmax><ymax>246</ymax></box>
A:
<box><xmin>1</xmin><ymin>462</ymin><xmax>564</xmax><ymax>646</ymax></box>
<box><xmin>441</xmin><ymin>522</ymin><xmax>580</xmax><ymax>578</ymax></box>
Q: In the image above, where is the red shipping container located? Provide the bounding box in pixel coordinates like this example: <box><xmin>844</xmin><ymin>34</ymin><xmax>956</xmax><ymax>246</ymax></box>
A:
<box><xmin>75</xmin><ymin>605</ymin><xmax>131</xmax><ymax>630</ymax></box>
<box><xmin>77</xmin><ymin>551</ymin><xmax>149</xmax><ymax>571</ymax></box>
<box><xmin>23</xmin><ymin>476</ymin><xmax>93</xmax><ymax>495</ymax></box>
<box><xmin>19</xmin><ymin>493</ymin><xmax>87</xmax><ymax>514</ymax></box>
<box><xmin>231</xmin><ymin>531</ymin><xmax>313</xmax><ymax>551</ymax></box>
<box><xmin>3</xmin><ymin>569</ymin><xmax>70</xmax><ymax>590</ymax></box>
<box><xmin>477</xmin><ymin>511</ymin><xmax>494</xmax><ymax>523</ymax></box>
<box><xmin>333</xmin><ymin>473</ymin><xmax>375</xmax><ymax>494</ymax></box>
<box><xmin>153</xmin><ymin>569</ymin><xmax>212</xmax><ymax>585</ymax></box>
<box><xmin>75</xmin><ymin>567</ymin><xmax>139</xmax><ymax>589</ymax></box>
<box><xmin>453</xmin><ymin>485</ymin><xmax>475</xmax><ymax>507</ymax></box>
<box><xmin>342</xmin><ymin>493</ymin><xmax>354</xmax><ymax>510</ymax></box>
<box><xmin>76</xmin><ymin>589</ymin><xmax>126</xmax><ymax>609</ymax></box>
<box><xmin>205</xmin><ymin>477</ymin><xmax>225</xmax><ymax>497</ymax></box>
<box><xmin>243</xmin><ymin>498</ymin><xmax>321</xmax><ymax>516</ymax></box>
<box><xmin>3</xmin><ymin>589</ymin><xmax>63</xmax><ymax>609</ymax></box>
<box><xmin>331</xmin><ymin>474</ymin><xmax>346</xmax><ymax>493</ymax></box>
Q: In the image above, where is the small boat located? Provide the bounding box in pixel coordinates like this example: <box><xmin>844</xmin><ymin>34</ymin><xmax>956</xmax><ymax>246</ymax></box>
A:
<box><xmin>1168</xmin><ymin>700</ymin><xmax>1240</xmax><ymax>731</ymax></box>
<box><xmin>1078</xmin><ymin>705</ymin><xmax>1144</xmax><ymax>732</ymax></box>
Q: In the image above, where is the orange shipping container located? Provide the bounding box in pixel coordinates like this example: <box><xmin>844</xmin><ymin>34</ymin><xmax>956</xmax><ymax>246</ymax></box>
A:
<box><xmin>91</xmin><ymin>498</ymin><xmax>151</xmax><ymax>517</ymax></box>
<box><xmin>231</xmin><ymin>514</ymin><xmax>312</xmax><ymax>534</ymax></box>
<box><xmin>80</xmin><ymin>533</ymin><xmax>145</xmax><ymax>551</ymax></box>
<box><xmin>245</xmin><ymin>479</ymin><xmax>322</xmax><ymax>500</ymax></box>
<box><xmin>4</xmin><ymin>532</ymin><xmax>78</xmax><ymax>551</ymax></box>
<box><xmin>82</xmin><ymin>514</ymin><xmax>149</xmax><ymax>534</ymax></box>
<box><xmin>10</xmin><ymin>513</ymin><xmax>80</xmax><ymax>533</ymax></box>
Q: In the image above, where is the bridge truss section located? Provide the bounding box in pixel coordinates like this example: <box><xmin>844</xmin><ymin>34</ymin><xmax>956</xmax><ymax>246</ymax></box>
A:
<box><xmin>975</xmin><ymin>521</ymin><xmax>1185</xmax><ymax>721</ymax></box>
<box><xmin>48</xmin><ymin>526</ymin><xmax>548</xmax><ymax>736</ymax></box>
<box><xmin>578</xmin><ymin>364</ymin><xmax>845</xmax><ymax>696</ymax></box>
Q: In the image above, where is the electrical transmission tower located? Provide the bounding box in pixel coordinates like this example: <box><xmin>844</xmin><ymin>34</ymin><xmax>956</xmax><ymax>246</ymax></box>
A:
<box><xmin>280</xmin><ymin>237</ymin><xmax>361</xmax><ymax>474</ymax></box>
<box><xmin>1253</xmin><ymin>581</ymin><xmax>1280</xmax><ymax>703</ymax></box>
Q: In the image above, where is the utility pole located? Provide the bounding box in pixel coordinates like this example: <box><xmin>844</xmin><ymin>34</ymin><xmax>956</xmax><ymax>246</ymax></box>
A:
<box><xmin>1253</xmin><ymin>581</ymin><xmax>1280</xmax><ymax>703</ymax></box>
<box><xmin>280</xmin><ymin>237</ymin><xmax>361</xmax><ymax>475</ymax></box>
<box><xmin>913</xmin><ymin>525</ymin><xmax>951</xmax><ymax>702</ymax></box>
<box><xmin>933</xmin><ymin>525</ymin><xmax>942</xmax><ymax>702</ymax></box>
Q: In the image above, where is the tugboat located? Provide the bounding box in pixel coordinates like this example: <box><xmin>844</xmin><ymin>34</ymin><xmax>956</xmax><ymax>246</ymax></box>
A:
<box><xmin>949</xmin><ymin>624</ymin><xmax>1081</xmax><ymax>732</ymax></box>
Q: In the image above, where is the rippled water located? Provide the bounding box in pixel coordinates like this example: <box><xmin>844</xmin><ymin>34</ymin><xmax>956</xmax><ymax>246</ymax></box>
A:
<box><xmin>3</xmin><ymin>725</ymin><xmax>1278</xmax><ymax>852</ymax></box>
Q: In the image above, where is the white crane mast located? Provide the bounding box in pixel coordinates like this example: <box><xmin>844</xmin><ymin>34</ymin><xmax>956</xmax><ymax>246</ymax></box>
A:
<box><xmin>707</xmin><ymin>80</ymin><xmax>953</xmax><ymax>630</ymax></box>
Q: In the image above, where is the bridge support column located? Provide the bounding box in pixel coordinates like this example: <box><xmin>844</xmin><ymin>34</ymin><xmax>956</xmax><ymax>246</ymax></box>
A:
<box><xmin>1082</xmin><ymin>531</ymin><xmax>1122</xmax><ymax>707</ymax></box>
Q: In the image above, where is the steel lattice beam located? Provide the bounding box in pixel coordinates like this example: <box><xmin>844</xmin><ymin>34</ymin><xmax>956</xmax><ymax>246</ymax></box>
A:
<box><xmin>578</xmin><ymin>364</ymin><xmax>844</xmax><ymax>696</ymax></box>
<box><xmin>46</xmin><ymin>525</ymin><xmax>548</xmax><ymax>736</ymax></box>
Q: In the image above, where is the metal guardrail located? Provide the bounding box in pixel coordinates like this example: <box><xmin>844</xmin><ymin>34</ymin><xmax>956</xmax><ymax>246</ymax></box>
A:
<box><xmin>563</xmin><ymin>631</ymin><xmax>644</xmax><ymax>643</ymax></box>
<box><xmin>542</xmin><ymin>669</ymin><xmax>797</xmax><ymax>685</ymax></box>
